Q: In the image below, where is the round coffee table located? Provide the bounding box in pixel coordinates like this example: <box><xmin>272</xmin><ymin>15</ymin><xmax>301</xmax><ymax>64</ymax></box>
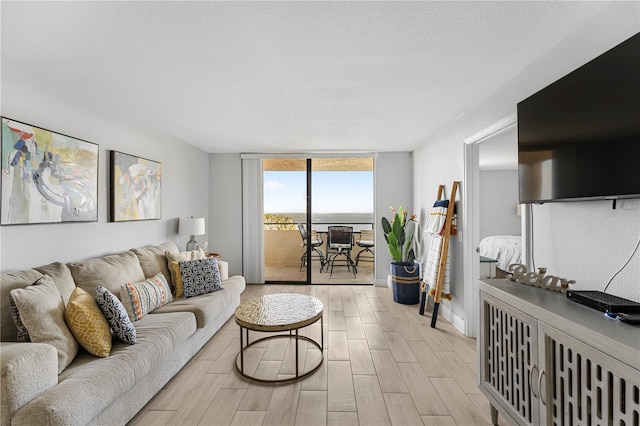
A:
<box><xmin>234</xmin><ymin>293</ymin><xmax>324</xmax><ymax>383</ymax></box>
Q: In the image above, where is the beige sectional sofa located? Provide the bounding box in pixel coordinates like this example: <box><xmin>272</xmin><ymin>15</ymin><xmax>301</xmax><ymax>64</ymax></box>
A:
<box><xmin>0</xmin><ymin>241</ymin><xmax>246</xmax><ymax>426</ymax></box>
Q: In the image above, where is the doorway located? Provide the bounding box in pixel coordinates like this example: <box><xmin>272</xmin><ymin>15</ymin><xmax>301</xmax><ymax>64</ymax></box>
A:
<box><xmin>462</xmin><ymin>113</ymin><xmax>517</xmax><ymax>337</ymax></box>
<box><xmin>263</xmin><ymin>157</ymin><xmax>375</xmax><ymax>285</ymax></box>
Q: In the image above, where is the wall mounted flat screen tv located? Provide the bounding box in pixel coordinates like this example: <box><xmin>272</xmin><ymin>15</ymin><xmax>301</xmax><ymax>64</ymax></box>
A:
<box><xmin>517</xmin><ymin>33</ymin><xmax>640</xmax><ymax>204</ymax></box>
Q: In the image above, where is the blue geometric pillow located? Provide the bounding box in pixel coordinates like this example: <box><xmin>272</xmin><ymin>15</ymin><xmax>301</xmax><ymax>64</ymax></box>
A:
<box><xmin>178</xmin><ymin>257</ymin><xmax>223</xmax><ymax>298</ymax></box>
<box><xmin>95</xmin><ymin>286</ymin><xmax>136</xmax><ymax>344</ymax></box>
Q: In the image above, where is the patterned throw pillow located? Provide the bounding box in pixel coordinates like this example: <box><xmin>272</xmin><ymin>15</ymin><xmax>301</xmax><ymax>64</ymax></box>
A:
<box><xmin>165</xmin><ymin>249</ymin><xmax>206</xmax><ymax>296</ymax></box>
<box><xmin>9</xmin><ymin>296</ymin><xmax>31</xmax><ymax>342</ymax></box>
<box><xmin>178</xmin><ymin>257</ymin><xmax>223</xmax><ymax>298</ymax></box>
<box><xmin>9</xmin><ymin>275</ymin><xmax>79</xmax><ymax>373</ymax></box>
<box><xmin>95</xmin><ymin>286</ymin><xmax>136</xmax><ymax>344</ymax></box>
<box><xmin>120</xmin><ymin>273</ymin><xmax>173</xmax><ymax>321</ymax></box>
<box><xmin>65</xmin><ymin>287</ymin><xmax>112</xmax><ymax>358</ymax></box>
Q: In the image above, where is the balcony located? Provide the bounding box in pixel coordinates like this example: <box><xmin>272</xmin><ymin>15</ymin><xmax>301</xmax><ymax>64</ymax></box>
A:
<box><xmin>264</xmin><ymin>225</ymin><xmax>374</xmax><ymax>284</ymax></box>
<box><xmin>262</xmin><ymin>157</ymin><xmax>375</xmax><ymax>284</ymax></box>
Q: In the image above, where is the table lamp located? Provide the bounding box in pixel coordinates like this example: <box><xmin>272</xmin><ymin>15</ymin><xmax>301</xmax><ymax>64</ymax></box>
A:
<box><xmin>179</xmin><ymin>216</ymin><xmax>205</xmax><ymax>251</ymax></box>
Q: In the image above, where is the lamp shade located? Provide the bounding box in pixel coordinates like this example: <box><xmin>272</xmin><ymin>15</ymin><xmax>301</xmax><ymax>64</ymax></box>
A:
<box><xmin>179</xmin><ymin>217</ymin><xmax>205</xmax><ymax>236</ymax></box>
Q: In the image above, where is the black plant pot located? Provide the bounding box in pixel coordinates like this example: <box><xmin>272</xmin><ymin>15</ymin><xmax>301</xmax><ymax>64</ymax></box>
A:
<box><xmin>389</xmin><ymin>262</ymin><xmax>420</xmax><ymax>304</ymax></box>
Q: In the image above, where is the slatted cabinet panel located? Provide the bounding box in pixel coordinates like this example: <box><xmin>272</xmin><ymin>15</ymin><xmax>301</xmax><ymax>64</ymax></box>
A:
<box><xmin>479</xmin><ymin>279</ymin><xmax>640</xmax><ymax>426</ymax></box>
<box><xmin>542</xmin><ymin>324</ymin><xmax>640</xmax><ymax>426</ymax></box>
<box><xmin>480</xmin><ymin>293</ymin><xmax>539</xmax><ymax>425</ymax></box>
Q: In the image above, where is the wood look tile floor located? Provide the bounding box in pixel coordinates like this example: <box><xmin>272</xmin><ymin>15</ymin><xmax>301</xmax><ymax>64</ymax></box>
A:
<box><xmin>129</xmin><ymin>285</ymin><xmax>509</xmax><ymax>426</ymax></box>
<box><xmin>265</xmin><ymin>264</ymin><xmax>375</xmax><ymax>285</ymax></box>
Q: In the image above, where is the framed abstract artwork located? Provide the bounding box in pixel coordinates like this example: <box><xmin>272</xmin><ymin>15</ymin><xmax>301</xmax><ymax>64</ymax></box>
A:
<box><xmin>109</xmin><ymin>150</ymin><xmax>162</xmax><ymax>222</ymax></box>
<box><xmin>1</xmin><ymin>117</ymin><xmax>99</xmax><ymax>225</ymax></box>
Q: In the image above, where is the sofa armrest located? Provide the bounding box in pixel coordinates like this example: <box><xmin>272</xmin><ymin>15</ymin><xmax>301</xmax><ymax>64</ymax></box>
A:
<box><xmin>217</xmin><ymin>260</ymin><xmax>229</xmax><ymax>281</ymax></box>
<box><xmin>0</xmin><ymin>342</ymin><xmax>58</xmax><ymax>426</ymax></box>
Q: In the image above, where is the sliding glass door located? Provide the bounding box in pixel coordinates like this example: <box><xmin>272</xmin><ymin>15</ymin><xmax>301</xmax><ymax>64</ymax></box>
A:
<box><xmin>310</xmin><ymin>158</ymin><xmax>374</xmax><ymax>284</ymax></box>
<box><xmin>263</xmin><ymin>158</ymin><xmax>309</xmax><ymax>283</ymax></box>
<box><xmin>263</xmin><ymin>157</ymin><xmax>374</xmax><ymax>284</ymax></box>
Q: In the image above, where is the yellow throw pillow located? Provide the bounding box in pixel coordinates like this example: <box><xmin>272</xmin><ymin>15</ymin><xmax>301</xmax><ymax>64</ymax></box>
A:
<box><xmin>65</xmin><ymin>287</ymin><xmax>112</xmax><ymax>358</ymax></box>
<box><xmin>171</xmin><ymin>261</ymin><xmax>185</xmax><ymax>298</ymax></box>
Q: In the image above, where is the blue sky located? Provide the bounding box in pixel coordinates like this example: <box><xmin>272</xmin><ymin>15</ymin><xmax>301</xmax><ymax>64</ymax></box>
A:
<box><xmin>264</xmin><ymin>171</ymin><xmax>373</xmax><ymax>214</ymax></box>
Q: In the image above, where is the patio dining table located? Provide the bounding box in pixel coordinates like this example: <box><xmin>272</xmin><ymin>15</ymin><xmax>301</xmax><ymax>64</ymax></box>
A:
<box><xmin>313</xmin><ymin>225</ymin><xmax>368</xmax><ymax>274</ymax></box>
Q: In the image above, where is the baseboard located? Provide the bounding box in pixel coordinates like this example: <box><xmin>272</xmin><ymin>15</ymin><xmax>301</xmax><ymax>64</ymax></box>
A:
<box><xmin>428</xmin><ymin>300</ymin><xmax>465</xmax><ymax>334</ymax></box>
<box><xmin>374</xmin><ymin>278</ymin><xmax>388</xmax><ymax>287</ymax></box>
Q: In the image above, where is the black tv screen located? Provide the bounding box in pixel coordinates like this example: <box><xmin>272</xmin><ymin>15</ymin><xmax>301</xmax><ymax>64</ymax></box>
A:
<box><xmin>517</xmin><ymin>32</ymin><xmax>640</xmax><ymax>204</ymax></box>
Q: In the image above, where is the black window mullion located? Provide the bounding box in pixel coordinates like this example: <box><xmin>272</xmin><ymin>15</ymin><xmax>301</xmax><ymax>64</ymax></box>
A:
<box><xmin>306</xmin><ymin>158</ymin><xmax>312</xmax><ymax>284</ymax></box>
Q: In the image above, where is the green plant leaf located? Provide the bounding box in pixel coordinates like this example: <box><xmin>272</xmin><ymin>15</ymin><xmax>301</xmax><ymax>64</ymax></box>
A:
<box><xmin>381</xmin><ymin>217</ymin><xmax>391</xmax><ymax>234</ymax></box>
<box><xmin>397</xmin><ymin>229</ymin><xmax>405</xmax><ymax>248</ymax></box>
<box><xmin>387</xmin><ymin>232</ymin><xmax>401</xmax><ymax>261</ymax></box>
<box><xmin>381</xmin><ymin>206</ymin><xmax>417</xmax><ymax>262</ymax></box>
<box><xmin>407</xmin><ymin>249</ymin><xmax>415</xmax><ymax>263</ymax></box>
<box><xmin>390</xmin><ymin>247</ymin><xmax>402</xmax><ymax>262</ymax></box>
<box><xmin>392</xmin><ymin>215</ymin><xmax>403</xmax><ymax>242</ymax></box>
<box><xmin>402</xmin><ymin>220</ymin><xmax>415</xmax><ymax>261</ymax></box>
<box><xmin>397</xmin><ymin>206</ymin><xmax>405</xmax><ymax>227</ymax></box>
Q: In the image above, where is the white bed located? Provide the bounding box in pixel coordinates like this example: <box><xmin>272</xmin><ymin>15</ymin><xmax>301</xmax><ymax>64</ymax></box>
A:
<box><xmin>478</xmin><ymin>235</ymin><xmax>522</xmax><ymax>273</ymax></box>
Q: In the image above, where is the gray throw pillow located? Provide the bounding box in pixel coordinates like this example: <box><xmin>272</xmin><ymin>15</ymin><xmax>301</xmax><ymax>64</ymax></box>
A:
<box><xmin>178</xmin><ymin>257</ymin><xmax>223</xmax><ymax>298</ymax></box>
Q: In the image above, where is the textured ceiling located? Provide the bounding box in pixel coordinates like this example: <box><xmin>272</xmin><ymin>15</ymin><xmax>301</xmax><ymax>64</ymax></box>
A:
<box><xmin>1</xmin><ymin>1</ymin><xmax>609</xmax><ymax>154</ymax></box>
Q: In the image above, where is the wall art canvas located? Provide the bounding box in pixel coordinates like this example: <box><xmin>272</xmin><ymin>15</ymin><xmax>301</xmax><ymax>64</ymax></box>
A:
<box><xmin>110</xmin><ymin>150</ymin><xmax>162</xmax><ymax>222</ymax></box>
<box><xmin>1</xmin><ymin>117</ymin><xmax>99</xmax><ymax>225</ymax></box>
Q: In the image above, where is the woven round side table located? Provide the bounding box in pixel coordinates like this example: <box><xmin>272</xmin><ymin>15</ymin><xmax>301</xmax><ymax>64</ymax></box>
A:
<box><xmin>234</xmin><ymin>293</ymin><xmax>324</xmax><ymax>383</ymax></box>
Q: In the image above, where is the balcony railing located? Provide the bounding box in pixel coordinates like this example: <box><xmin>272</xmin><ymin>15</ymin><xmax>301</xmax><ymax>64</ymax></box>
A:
<box><xmin>264</xmin><ymin>222</ymin><xmax>374</xmax><ymax>269</ymax></box>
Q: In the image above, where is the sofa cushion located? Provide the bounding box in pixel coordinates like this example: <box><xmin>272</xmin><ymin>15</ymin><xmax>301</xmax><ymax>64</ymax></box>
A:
<box><xmin>65</xmin><ymin>288</ymin><xmax>112</xmax><ymax>358</ymax></box>
<box><xmin>9</xmin><ymin>275</ymin><xmax>79</xmax><ymax>373</ymax></box>
<box><xmin>165</xmin><ymin>249</ymin><xmax>206</xmax><ymax>297</ymax></box>
<box><xmin>152</xmin><ymin>275</ymin><xmax>245</xmax><ymax>328</ymax></box>
<box><xmin>34</xmin><ymin>262</ymin><xmax>76</xmax><ymax>306</ymax></box>
<box><xmin>179</xmin><ymin>257</ymin><xmax>223</xmax><ymax>298</ymax></box>
<box><xmin>60</xmin><ymin>311</ymin><xmax>196</xmax><ymax>382</ymax></box>
<box><xmin>131</xmin><ymin>242</ymin><xmax>179</xmax><ymax>291</ymax></box>
<box><xmin>68</xmin><ymin>251</ymin><xmax>145</xmax><ymax>300</ymax></box>
<box><xmin>22</xmin><ymin>312</ymin><xmax>198</xmax><ymax>426</ymax></box>
<box><xmin>0</xmin><ymin>269</ymin><xmax>44</xmax><ymax>342</ymax></box>
<box><xmin>0</xmin><ymin>342</ymin><xmax>58</xmax><ymax>426</ymax></box>
<box><xmin>120</xmin><ymin>273</ymin><xmax>173</xmax><ymax>321</ymax></box>
<box><xmin>95</xmin><ymin>286</ymin><xmax>136</xmax><ymax>344</ymax></box>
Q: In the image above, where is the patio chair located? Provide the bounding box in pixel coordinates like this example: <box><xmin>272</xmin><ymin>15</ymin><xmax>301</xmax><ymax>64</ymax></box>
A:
<box><xmin>298</xmin><ymin>224</ymin><xmax>325</xmax><ymax>271</ymax></box>
<box><xmin>355</xmin><ymin>229</ymin><xmax>374</xmax><ymax>267</ymax></box>
<box><xmin>327</xmin><ymin>226</ymin><xmax>357</xmax><ymax>277</ymax></box>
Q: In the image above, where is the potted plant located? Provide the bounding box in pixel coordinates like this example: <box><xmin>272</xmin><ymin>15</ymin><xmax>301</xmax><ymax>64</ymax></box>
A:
<box><xmin>381</xmin><ymin>206</ymin><xmax>420</xmax><ymax>304</ymax></box>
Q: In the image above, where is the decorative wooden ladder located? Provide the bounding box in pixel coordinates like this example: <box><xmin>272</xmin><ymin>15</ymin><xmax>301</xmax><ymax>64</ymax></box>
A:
<box><xmin>420</xmin><ymin>181</ymin><xmax>459</xmax><ymax>328</ymax></box>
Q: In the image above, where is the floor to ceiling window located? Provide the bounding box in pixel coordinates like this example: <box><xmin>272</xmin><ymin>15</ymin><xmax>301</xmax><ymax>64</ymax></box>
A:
<box><xmin>263</xmin><ymin>157</ymin><xmax>374</xmax><ymax>284</ymax></box>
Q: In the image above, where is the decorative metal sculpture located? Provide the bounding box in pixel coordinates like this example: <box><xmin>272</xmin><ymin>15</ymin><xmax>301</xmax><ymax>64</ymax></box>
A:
<box><xmin>507</xmin><ymin>264</ymin><xmax>575</xmax><ymax>292</ymax></box>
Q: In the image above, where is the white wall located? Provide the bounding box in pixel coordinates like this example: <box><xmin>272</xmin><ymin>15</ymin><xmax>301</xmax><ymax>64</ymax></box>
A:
<box><xmin>374</xmin><ymin>152</ymin><xmax>413</xmax><ymax>285</ymax></box>
<box><xmin>413</xmin><ymin>135</ymin><xmax>465</xmax><ymax>322</ymax></box>
<box><xmin>479</xmin><ymin>170</ymin><xmax>520</xmax><ymax>240</ymax></box>
<box><xmin>413</xmin><ymin>2</ymin><xmax>640</xmax><ymax>332</ymax></box>
<box><xmin>532</xmin><ymin>200</ymin><xmax>640</xmax><ymax>302</ymax></box>
<box><xmin>1</xmin><ymin>70</ymin><xmax>210</xmax><ymax>271</ymax></box>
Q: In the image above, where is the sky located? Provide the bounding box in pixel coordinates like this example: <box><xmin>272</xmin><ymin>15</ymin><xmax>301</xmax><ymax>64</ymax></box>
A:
<box><xmin>264</xmin><ymin>171</ymin><xmax>373</xmax><ymax>214</ymax></box>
